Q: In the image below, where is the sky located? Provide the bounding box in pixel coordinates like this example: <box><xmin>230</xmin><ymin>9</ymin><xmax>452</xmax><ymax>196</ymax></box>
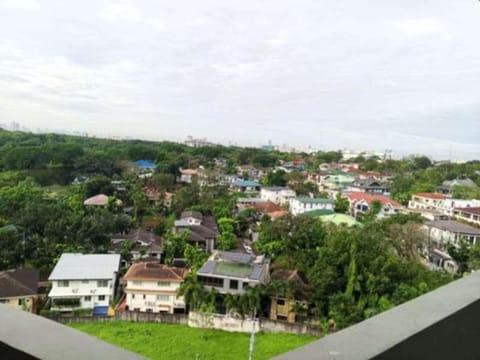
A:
<box><xmin>0</xmin><ymin>0</ymin><xmax>479</xmax><ymax>160</ymax></box>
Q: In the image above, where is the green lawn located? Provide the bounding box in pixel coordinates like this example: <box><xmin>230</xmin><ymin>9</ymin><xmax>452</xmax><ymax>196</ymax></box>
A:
<box><xmin>70</xmin><ymin>321</ymin><xmax>317</xmax><ymax>360</ymax></box>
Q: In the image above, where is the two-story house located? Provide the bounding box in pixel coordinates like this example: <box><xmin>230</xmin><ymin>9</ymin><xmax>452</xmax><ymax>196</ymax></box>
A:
<box><xmin>197</xmin><ymin>251</ymin><xmax>270</xmax><ymax>295</ymax></box>
<box><xmin>346</xmin><ymin>179</ymin><xmax>390</xmax><ymax>196</ymax></box>
<box><xmin>424</xmin><ymin>220</ymin><xmax>480</xmax><ymax>250</ymax></box>
<box><xmin>172</xmin><ymin>211</ymin><xmax>219</xmax><ymax>252</ymax></box>
<box><xmin>0</xmin><ymin>269</ymin><xmax>40</xmax><ymax>313</ymax></box>
<box><xmin>289</xmin><ymin>197</ymin><xmax>335</xmax><ymax>216</ymax></box>
<box><xmin>260</xmin><ymin>187</ymin><xmax>296</xmax><ymax>205</ymax></box>
<box><xmin>454</xmin><ymin>207</ymin><xmax>480</xmax><ymax>227</ymax></box>
<box><xmin>231</xmin><ymin>180</ymin><xmax>262</xmax><ymax>193</ymax></box>
<box><xmin>123</xmin><ymin>262</ymin><xmax>187</xmax><ymax>314</ymax></box>
<box><xmin>48</xmin><ymin>253</ymin><xmax>120</xmax><ymax>314</ymax></box>
<box><xmin>347</xmin><ymin>193</ymin><xmax>403</xmax><ymax>218</ymax></box>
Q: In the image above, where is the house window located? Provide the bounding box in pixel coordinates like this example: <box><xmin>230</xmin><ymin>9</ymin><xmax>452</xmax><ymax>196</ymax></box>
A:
<box><xmin>146</xmin><ymin>308</ymin><xmax>153</xmax><ymax>313</ymax></box>
<box><xmin>97</xmin><ymin>280</ymin><xmax>108</xmax><ymax>287</ymax></box>
<box><xmin>58</xmin><ymin>280</ymin><xmax>69</xmax><ymax>287</ymax></box>
<box><xmin>157</xmin><ymin>295</ymin><xmax>170</xmax><ymax>301</ymax></box>
<box><xmin>133</xmin><ymin>280</ymin><xmax>142</xmax><ymax>286</ymax></box>
<box><xmin>18</xmin><ymin>298</ymin><xmax>23</xmax><ymax>306</ymax></box>
<box><xmin>132</xmin><ymin>294</ymin><xmax>135</xmax><ymax>299</ymax></box>
<box><xmin>157</xmin><ymin>281</ymin><xmax>170</xmax><ymax>287</ymax></box>
<box><xmin>229</xmin><ymin>280</ymin><xmax>238</xmax><ymax>290</ymax></box>
<box><xmin>277</xmin><ymin>299</ymin><xmax>286</xmax><ymax>306</ymax></box>
<box><xmin>197</xmin><ymin>275</ymin><xmax>224</xmax><ymax>288</ymax></box>
<box><xmin>82</xmin><ymin>280</ymin><xmax>89</xmax><ymax>284</ymax></box>
<box><xmin>84</xmin><ymin>296</ymin><xmax>91</xmax><ymax>302</ymax></box>
<box><xmin>242</xmin><ymin>282</ymin><xmax>249</xmax><ymax>289</ymax></box>
<box><xmin>143</xmin><ymin>294</ymin><xmax>146</xmax><ymax>300</ymax></box>
<box><xmin>98</xmin><ymin>295</ymin><xmax>106</xmax><ymax>301</ymax></box>
<box><xmin>133</xmin><ymin>308</ymin><xmax>140</xmax><ymax>312</ymax></box>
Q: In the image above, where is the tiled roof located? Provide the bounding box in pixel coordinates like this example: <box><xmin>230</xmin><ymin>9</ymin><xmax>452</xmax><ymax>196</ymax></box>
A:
<box><xmin>124</xmin><ymin>263</ymin><xmax>187</xmax><ymax>281</ymax></box>
<box><xmin>0</xmin><ymin>269</ymin><xmax>38</xmax><ymax>298</ymax></box>
<box><xmin>455</xmin><ymin>207</ymin><xmax>480</xmax><ymax>216</ymax></box>
<box><xmin>181</xmin><ymin>211</ymin><xmax>203</xmax><ymax>220</ymax></box>
<box><xmin>414</xmin><ymin>193</ymin><xmax>447</xmax><ymax>200</ymax></box>
<box><xmin>252</xmin><ymin>201</ymin><xmax>282</xmax><ymax>213</ymax></box>
<box><xmin>83</xmin><ymin>194</ymin><xmax>109</xmax><ymax>206</ymax></box>
<box><xmin>180</xmin><ymin>168</ymin><xmax>198</xmax><ymax>175</ymax></box>
<box><xmin>347</xmin><ymin>193</ymin><xmax>401</xmax><ymax>207</ymax></box>
<box><xmin>267</xmin><ymin>210</ymin><xmax>289</xmax><ymax>220</ymax></box>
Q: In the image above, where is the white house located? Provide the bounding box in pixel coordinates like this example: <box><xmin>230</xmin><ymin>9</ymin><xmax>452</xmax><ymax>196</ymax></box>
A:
<box><xmin>408</xmin><ymin>193</ymin><xmax>480</xmax><ymax>216</ymax></box>
<box><xmin>48</xmin><ymin>253</ymin><xmax>120</xmax><ymax>313</ymax></box>
<box><xmin>454</xmin><ymin>207</ymin><xmax>480</xmax><ymax>227</ymax></box>
<box><xmin>289</xmin><ymin>197</ymin><xmax>334</xmax><ymax>216</ymax></box>
<box><xmin>123</xmin><ymin>262</ymin><xmax>188</xmax><ymax>314</ymax></box>
<box><xmin>260</xmin><ymin>187</ymin><xmax>296</xmax><ymax>205</ymax></box>
<box><xmin>424</xmin><ymin>220</ymin><xmax>480</xmax><ymax>249</ymax></box>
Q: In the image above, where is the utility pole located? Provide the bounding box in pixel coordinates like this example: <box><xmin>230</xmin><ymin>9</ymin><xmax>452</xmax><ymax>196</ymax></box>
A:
<box><xmin>248</xmin><ymin>308</ymin><xmax>257</xmax><ymax>360</ymax></box>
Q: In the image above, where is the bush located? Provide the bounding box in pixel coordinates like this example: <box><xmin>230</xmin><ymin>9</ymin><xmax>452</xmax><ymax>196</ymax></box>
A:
<box><xmin>40</xmin><ymin>309</ymin><xmax>61</xmax><ymax>317</ymax></box>
<box><xmin>72</xmin><ymin>308</ymin><xmax>92</xmax><ymax>316</ymax></box>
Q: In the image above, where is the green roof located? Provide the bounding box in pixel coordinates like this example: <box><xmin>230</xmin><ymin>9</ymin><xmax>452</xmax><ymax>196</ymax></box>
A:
<box><xmin>302</xmin><ymin>209</ymin><xmax>335</xmax><ymax>217</ymax></box>
<box><xmin>319</xmin><ymin>214</ymin><xmax>362</xmax><ymax>227</ymax></box>
<box><xmin>215</xmin><ymin>262</ymin><xmax>252</xmax><ymax>277</ymax></box>
<box><xmin>295</xmin><ymin>197</ymin><xmax>334</xmax><ymax>204</ymax></box>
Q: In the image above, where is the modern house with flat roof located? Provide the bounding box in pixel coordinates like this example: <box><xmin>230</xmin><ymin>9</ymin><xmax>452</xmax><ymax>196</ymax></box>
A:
<box><xmin>48</xmin><ymin>253</ymin><xmax>120</xmax><ymax>314</ymax></box>
<box><xmin>197</xmin><ymin>251</ymin><xmax>270</xmax><ymax>295</ymax></box>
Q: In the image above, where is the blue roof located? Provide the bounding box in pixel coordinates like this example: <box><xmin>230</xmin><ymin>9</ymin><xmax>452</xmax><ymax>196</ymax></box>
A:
<box><xmin>134</xmin><ymin>160</ymin><xmax>156</xmax><ymax>168</ymax></box>
<box><xmin>232</xmin><ymin>180</ymin><xmax>261</xmax><ymax>187</ymax></box>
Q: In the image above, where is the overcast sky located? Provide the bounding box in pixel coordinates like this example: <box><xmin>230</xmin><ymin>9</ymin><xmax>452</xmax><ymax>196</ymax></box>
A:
<box><xmin>0</xmin><ymin>0</ymin><xmax>479</xmax><ymax>160</ymax></box>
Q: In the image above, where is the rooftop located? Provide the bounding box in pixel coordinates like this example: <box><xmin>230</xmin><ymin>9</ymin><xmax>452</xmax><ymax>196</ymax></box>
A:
<box><xmin>124</xmin><ymin>263</ymin><xmax>187</xmax><ymax>281</ymax></box>
<box><xmin>48</xmin><ymin>253</ymin><xmax>121</xmax><ymax>281</ymax></box>
<box><xmin>425</xmin><ymin>220</ymin><xmax>480</xmax><ymax>235</ymax></box>
<box><xmin>293</xmin><ymin>197</ymin><xmax>334</xmax><ymax>204</ymax></box>
<box><xmin>455</xmin><ymin>207</ymin><xmax>480</xmax><ymax>215</ymax></box>
<box><xmin>232</xmin><ymin>180</ymin><xmax>261</xmax><ymax>187</ymax></box>
<box><xmin>414</xmin><ymin>192</ymin><xmax>447</xmax><ymax>200</ymax></box>
<box><xmin>134</xmin><ymin>160</ymin><xmax>156</xmax><ymax>168</ymax></box>
<box><xmin>0</xmin><ymin>269</ymin><xmax>39</xmax><ymax>298</ymax></box>
<box><xmin>83</xmin><ymin>194</ymin><xmax>109</xmax><ymax>206</ymax></box>
<box><xmin>347</xmin><ymin>193</ymin><xmax>401</xmax><ymax>207</ymax></box>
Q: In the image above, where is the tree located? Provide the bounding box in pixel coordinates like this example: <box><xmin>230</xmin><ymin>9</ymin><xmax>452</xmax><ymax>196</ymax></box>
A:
<box><xmin>184</xmin><ymin>244</ymin><xmax>208</xmax><ymax>271</ymax></box>
<box><xmin>263</xmin><ymin>170</ymin><xmax>287</xmax><ymax>187</ymax></box>
<box><xmin>334</xmin><ymin>193</ymin><xmax>349</xmax><ymax>213</ymax></box>
<box><xmin>163</xmin><ymin>230</ymin><xmax>189</xmax><ymax>265</ymax></box>
<box><xmin>177</xmin><ymin>272</ymin><xmax>205</xmax><ymax>311</ymax></box>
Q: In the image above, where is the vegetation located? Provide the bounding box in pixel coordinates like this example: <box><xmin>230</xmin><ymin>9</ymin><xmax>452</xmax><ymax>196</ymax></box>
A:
<box><xmin>70</xmin><ymin>321</ymin><xmax>317</xmax><ymax>360</ymax></box>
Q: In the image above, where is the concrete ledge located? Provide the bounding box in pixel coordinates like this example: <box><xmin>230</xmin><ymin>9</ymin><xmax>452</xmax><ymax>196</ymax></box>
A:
<box><xmin>274</xmin><ymin>272</ymin><xmax>480</xmax><ymax>359</ymax></box>
<box><xmin>0</xmin><ymin>305</ymin><xmax>146</xmax><ymax>360</ymax></box>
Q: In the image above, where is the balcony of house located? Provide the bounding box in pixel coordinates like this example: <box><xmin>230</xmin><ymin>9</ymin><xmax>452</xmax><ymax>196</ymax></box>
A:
<box><xmin>273</xmin><ymin>271</ymin><xmax>480</xmax><ymax>359</ymax></box>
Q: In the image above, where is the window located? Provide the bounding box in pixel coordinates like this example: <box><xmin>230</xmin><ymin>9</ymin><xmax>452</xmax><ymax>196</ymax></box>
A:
<box><xmin>133</xmin><ymin>308</ymin><xmax>140</xmax><ymax>312</ymax></box>
<box><xmin>229</xmin><ymin>280</ymin><xmax>238</xmax><ymax>290</ymax></box>
<box><xmin>198</xmin><ymin>275</ymin><xmax>224</xmax><ymax>287</ymax></box>
<box><xmin>133</xmin><ymin>280</ymin><xmax>142</xmax><ymax>286</ymax></box>
<box><xmin>84</xmin><ymin>296</ymin><xmax>91</xmax><ymax>302</ymax></box>
<box><xmin>143</xmin><ymin>294</ymin><xmax>146</xmax><ymax>300</ymax></box>
<box><xmin>18</xmin><ymin>299</ymin><xmax>24</xmax><ymax>306</ymax></box>
<box><xmin>277</xmin><ymin>299</ymin><xmax>285</xmax><ymax>306</ymax></box>
<box><xmin>82</xmin><ymin>280</ymin><xmax>89</xmax><ymax>284</ymax></box>
<box><xmin>157</xmin><ymin>295</ymin><xmax>170</xmax><ymax>301</ymax></box>
<box><xmin>157</xmin><ymin>281</ymin><xmax>170</xmax><ymax>287</ymax></box>
<box><xmin>58</xmin><ymin>280</ymin><xmax>69</xmax><ymax>287</ymax></box>
<box><xmin>146</xmin><ymin>308</ymin><xmax>153</xmax><ymax>313</ymax></box>
<box><xmin>98</xmin><ymin>295</ymin><xmax>105</xmax><ymax>301</ymax></box>
<box><xmin>97</xmin><ymin>280</ymin><xmax>108</xmax><ymax>287</ymax></box>
<box><xmin>242</xmin><ymin>282</ymin><xmax>249</xmax><ymax>289</ymax></box>
<box><xmin>132</xmin><ymin>294</ymin><xmax>135</xmax><ymax>299</ymax></box>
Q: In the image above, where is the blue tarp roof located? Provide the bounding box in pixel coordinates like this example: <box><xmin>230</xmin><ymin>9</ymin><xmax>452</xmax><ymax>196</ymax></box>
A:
<box><xmin>134</xmin><ymin>160</ymin><xmax>156</xmax><ymax>168</ymax></box>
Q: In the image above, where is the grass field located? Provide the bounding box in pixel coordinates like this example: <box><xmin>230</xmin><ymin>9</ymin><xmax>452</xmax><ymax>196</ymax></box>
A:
<box><xmin>70</xmin><ymin>321</ymin><xmax>317</xmax><ymax>360</ymax></box>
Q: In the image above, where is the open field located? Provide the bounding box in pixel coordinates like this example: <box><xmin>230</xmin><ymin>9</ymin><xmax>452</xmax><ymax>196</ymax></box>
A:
<box><xmin>70</xmin><ymin>321</ymin><xmax>317</xmax><ymax>360</ymax></box>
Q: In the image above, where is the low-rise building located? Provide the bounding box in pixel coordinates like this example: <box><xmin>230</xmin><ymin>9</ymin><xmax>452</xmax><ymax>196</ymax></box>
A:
<box><xmin>231</xmin><ymin>180</ymin><xmax>261</xmax><ymax>193</ymax></box>
<box><xmin>346</xmin><ymin>179</ymin><xmax>390</xmax><ymax>196</ymax></box>
<box><xmin>260</xmin><ymin>187</ymin><xmax>296</xmax><ymax>205</ymax></box>
<box><xmin>437</xmin><ymin>178</ymin><xmax>478</xmax><ymax>197</ymax></box>
<box><xmin>347</xmin><ymin>193</ymin><xmax>403</xmax><ymax>218</ymax></box>
<box><xmin>48</xmin><ymin>254</ymin><xmax>120</xmax><ymax>313</ymax></box>
<box><xmin>123</xmin><ymin>262</ymin><xmax>187</xmax><ymax>314</ymax></box>
<box><xmin>454</xmin><ymin>207</ymin><xmax>480</xmax><ymax>227</ymax></box>
<box><xmin>110</xmin><ymin>229</ymin><xmax>163</xmax><ymax>266</ymax></box>
<box><xmin>197</xmin><ymin>251</ymin><xmax>270</xmax><ymax>295</ymax></box>
<box><xmin>0</xmin><ymin>269</ymin><xmax>40</xmax><ymax>313</ymax></box>
<box><xmin>173</xmin><ymin>211</ymin><xmax>219</xmax><ymax>252</ymax></box>
<box><xmin>178</xmin><ymin>168</ymin><xmax>198</xmax><ymax>184</ymax></box>
<box><xmin>289</xmin><ymin>197</ymin><xmax>335</xmax><ymax>216</ymax></box>
<box><xmin>424</xmin><ymin>220</ymin><xmax>480</xmax><ymax>249</ymax></box>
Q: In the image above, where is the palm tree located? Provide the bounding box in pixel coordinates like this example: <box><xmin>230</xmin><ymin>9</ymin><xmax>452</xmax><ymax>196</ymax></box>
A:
<box><xmin>224</xmin><ymin>293</ymin><xmax>237</xmax><ymax>315</ymax></box>
<box><xmin>177</xmin><ymin>272</ymin><xmax>204</xmax><ymax>311</ymax></box>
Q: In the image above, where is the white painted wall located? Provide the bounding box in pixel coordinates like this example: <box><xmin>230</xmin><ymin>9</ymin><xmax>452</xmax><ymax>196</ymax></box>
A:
<box><xmin>49</xmin><ymin>279</ymin><xmax>114</xmax><ymax>309</ymax></box>
<box><xmin>125</xmin><ymin>279</ymin><xmax>185</xmax><ymax>313</ymax></box>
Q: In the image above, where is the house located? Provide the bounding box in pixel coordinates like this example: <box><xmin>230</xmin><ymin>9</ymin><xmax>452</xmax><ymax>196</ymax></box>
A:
<box><xmin>269</xmin><ymin>269</ymin><xmax>311</xmax><ymax>324</ymax></box>
<box><xmin>289</xmin><ymin>197</ymin><xmax>335</xmax><ymax>216</ymax></box>
<box><xmin>319</xmin><ymin>173</ymin><xmax>356</xmax><ymax>191</ymax></box>
<box><xmin>110</xmin><ymin>229</ymin><xmax>163</xmax><ymax>266</ymax></box>
<box><xmin>260</xmin><ymin>187</ymin><xmax>296</xmax><ymax>205</ymax></box>
<box><xmin>437</xmin><ymin>178</ymin><xmax>478</xmax><ymax>197</ymax></box>
<box><xmin>236</xmin><ymin>198</ymin><xmax>267</xmax><ymax>211</ymax></box>
<box><xmin>231</xmin><ymin>180</ymin><xmax>261</xmax><ymax>193</ymax></box>
<box><xmin>0</xmin><ymin>269</ymin><xmax>40</xmax><ymax>313</ymax></box>
<box><xmin>236</xmin><ymin>165</ymin><xmax>263</xmax><ymax>180</ymax></box>
<box><xmin>197</xmin><ymin>251</ymin><xmax>270</xmax><ymax>295</ymax></box>
<box><xmin>178</xmin><ymin>168</ymin><xmax>198</xmax><ymax>184</ymax></box>
<box><xmin>347</xmin><ymin>193</ymin><xmax>403</xmax><ymax>218</ymax></box>
<box><xmin>123</xmin><ymin>262</ymin><xmax>187</xmax><ymax>314</ymax></box>
<box><xmin>134</xmin><ymin>160</ymin><xmax>156</xmax><ymax>172</ymax></box>
<box><xmin>454</xmin><ymin>207</ymin><xmax>480</xmax><ymax>227</ymax></box>
<box><xmin>346</xmin><ymin>179</ymin><xmax>390</xmax><ymax>196</ymax></box>
<box><xmin>424</xmin><ymin>220</ymin><xmax>480</xmax><ymax>249</ymax></box>
<box><xmin>48</xmin><ymin>254</ymin><xmax>120</xmax><ymax>313</ymax></box>
<box><xmin>111</xmin><ymin>180</ymin><xmax>127</xmax><ymax>192</ymax></box>
<box><xmin>426</xmin><ymin>249</ymin><xmax>458</xmax><ymax>273</ymax></box>
<box><xmin>142</xmin><ymin>187</ymin><xmax>174</xmax><ymax>208</ymax></box>
<box><xmin>408</xmin><ymin>193</ymin><xmax>480</xmax><ymax>216</ymax></box>
<box><xmin>173</xmin><ymin>211</ymin><xmax>219</xmax><ymax>252</ymax></box>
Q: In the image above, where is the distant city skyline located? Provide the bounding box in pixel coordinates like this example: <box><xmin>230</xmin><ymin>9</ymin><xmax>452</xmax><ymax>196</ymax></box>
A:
<box><xmin>0</xmin><ymin>0</ymin><xmax>479</xmax><ymax>160</ymax></box>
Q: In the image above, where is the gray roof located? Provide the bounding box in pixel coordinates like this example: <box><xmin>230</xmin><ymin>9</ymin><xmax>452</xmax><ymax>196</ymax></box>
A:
<box><xmin>48</xmin><ymin>254</ymin><xmax>121</xmax><ymax>281</ymax></box>
<box><xmin>198</xmin><ymin>251</ymin><xmax>267</xmax><ymax>281</ymax></box>
<box><xmin>0</xmin><ymin>304</ymin><xmax>145</xmax><ymax>360</ymax></box>
<box><xmin>425</xmin><ymin>220</ymin><xmax>480</xmax><ymax>235</ymax></box>
<box><xmin>293</xmin><ymin>197</ymin><xmax>334</xmax><ymax>204</ymax></box>
<box><xmin>441</xmin><ymin>178</ymin><xmax>477</xmax><ymax>189</ymax></box>
<box><xmin>0</xmin><ymin>269</ymin><xmax>38</xmax><ymax>298</ymax></box>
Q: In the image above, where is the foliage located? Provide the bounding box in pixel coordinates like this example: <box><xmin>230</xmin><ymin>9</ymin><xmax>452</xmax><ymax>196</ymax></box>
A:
<box><xmin>334</xmin><ymin>193</ymin><xmax>349</xmax><ymax>213</ymax></box>
<box><xmin>263</xmin><ymin>170</ymin><xmax>287</xmax><ymax>187</ymax></box>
